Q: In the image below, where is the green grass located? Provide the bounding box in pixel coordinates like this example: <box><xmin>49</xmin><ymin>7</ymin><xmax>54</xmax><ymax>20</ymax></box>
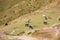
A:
<box><xmin>1</xmin><ymin>3</ymin><xmax>60</xmax><ymax>36</ymax></box>
<box><xmin>0</xmin><ymin>0</ymin><xmax>54</xmax><ymax>26</ymax></box>
<box><xmin>0</xmin><ymin>0</ymin><xmax>60</xmax><ymax>40</ymax></box>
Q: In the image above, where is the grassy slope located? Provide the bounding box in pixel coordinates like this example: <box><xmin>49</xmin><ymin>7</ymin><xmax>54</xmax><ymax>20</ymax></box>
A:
<box><xmin>0</xmin><ymin>0</ymin><xmax>60</xmax><ymax>36</ymax></box>
<box><xmin>0</xmin><ymin>0</ymin><xmax>60</xmax><ymax>40</ymax></box>
<box><xmin>0</xmin><ymin>0</ymin><xmax>53</xmax><ymax>26</ymax></box>
<box><xmin>0</xmin><ymin>0</ymin><xmax>23</xmax><ymax>25</ymax></box>
<box><xmin>0</xmin><ymin>0</ymin><xmax>23</xmax><ymax>11</ymax></box>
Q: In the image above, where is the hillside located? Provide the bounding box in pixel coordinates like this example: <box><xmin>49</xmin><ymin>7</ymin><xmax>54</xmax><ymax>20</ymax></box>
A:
<box><xmin>0</xmin><ymin>0</ymin><xmax>54</xmax><ymax>26</ymax></box>
<box><xmin>0</xmin><ymin>0</ymin><xmax>60</xmax><ymax>40</ymax></box>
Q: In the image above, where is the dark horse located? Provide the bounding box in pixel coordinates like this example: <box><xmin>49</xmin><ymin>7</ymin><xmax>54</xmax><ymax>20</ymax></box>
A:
<box><xmin>25</xmin><ymin>23</ymin><xmax>33</xmax><ymax>29</ymax></box>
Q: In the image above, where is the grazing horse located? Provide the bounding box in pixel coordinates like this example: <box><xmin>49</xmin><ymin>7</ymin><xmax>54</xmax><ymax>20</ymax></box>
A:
<box><xmin>25</xmin><ymin>23</ymin><xmax>29</xmax><ymax>27</ymax></box>
<box><xmin>43</xmin><ymin>21</ymin><xmax>48</xmax><ymax>25</ymax></box>
<box><xmin>25</xmin><ymin>23</ymin><xmax>33</xmax><ymax>29</ymax></box>
<box><xmin>43</xmin><ymin>15</ymin><xmax>52</xmax><ymax>20</ymax></box>
<box><xmin>29</xmin><ymin>25</ymin><xmax>33</xmax><ymax>29</ymax></box>
<box><xmin>58</xmin><ymin>18</ymin><xmax>60</xmax><ymax>20</ymax></box>
<box><xmin>5</xmin><ymin>23</ymin><xmax>8</xmax><ymax>26</ymax></box>
<box><xmin>43</xmin><ymin>15</ymin><xmax>48</xmax><ymax>20</ymax></box>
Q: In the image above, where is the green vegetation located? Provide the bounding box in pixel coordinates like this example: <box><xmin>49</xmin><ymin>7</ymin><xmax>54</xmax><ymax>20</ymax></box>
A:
<box><xmin>0</xmin><ymin>0</ymin><xmax>60</xmax><ymax>40</ymax></box>
<box><xmin>0</xmin><ymin>0</ymin><xmax>60</xmax><ymax>36</ymax></box>
<box><xmin>0</xmin><ymin>0</ymin><xmax>54</xmax><ymax>26</ymax></box>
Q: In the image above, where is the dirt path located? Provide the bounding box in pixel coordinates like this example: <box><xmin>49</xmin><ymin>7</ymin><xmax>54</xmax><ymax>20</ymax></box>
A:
<box><xmin>7</xmin><ymin>36</ymin><xmax>38</xmax><ymax>40</ymax></box>
<box><xmin>0</xmin><ymin>23</ymin><xmax>60</xmax><ymax>40</ymax></box>
<box><xmin>0</xmin><ymin>33</ymin><xmax>38</xmax><ymax>40</ymax></box>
